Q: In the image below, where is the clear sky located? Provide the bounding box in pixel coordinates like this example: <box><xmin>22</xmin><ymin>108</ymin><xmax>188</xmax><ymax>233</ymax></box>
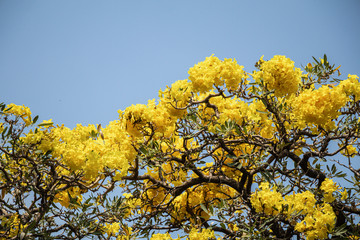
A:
<box><xmin>1</xmin><ymin>0</ymin><xmax>360</xmax><ymax>128</ymax></box>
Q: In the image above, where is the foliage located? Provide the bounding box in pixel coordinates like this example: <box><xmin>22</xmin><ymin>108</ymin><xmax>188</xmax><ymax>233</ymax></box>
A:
<box><xmin>1</xmin><ymin>55</ymin><xmax>360</xmax><ymax>239</ymax></box>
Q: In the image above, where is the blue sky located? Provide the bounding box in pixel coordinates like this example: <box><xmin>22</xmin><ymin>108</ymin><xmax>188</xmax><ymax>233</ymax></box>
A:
<box><xmin>1</xmin><ymin>0</ymin><xmax>360</xmax><ymax>128</ymax></box>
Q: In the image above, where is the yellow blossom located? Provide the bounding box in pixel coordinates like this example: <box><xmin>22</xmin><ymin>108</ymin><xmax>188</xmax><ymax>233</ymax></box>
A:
<box><xmin>294</xmin><ymin>203</ymin><xmax>336</xmax><ymax>240</ymax></box>
<box><xmin>341</xmin><ymin>144</ymin><xmax>357</xmax><ymax>157</ymax></box>
<box><xmin>104</xmin><ymin>222</ymin><xmax>120</xmax><ymax>236</ymax></box>
<box><xmin>150</xmin><ymin>233</ymin><xmax>173</xmax><ymax>240</ymax></box>
<box><xmin>188</xmin><ymin>55</ymin><xmax>247</xmax><ymax>93</ymax></box>
<box><xmin>253</xmin><ymin>55</ymin><xmax>302</xmax><ymax>96</ymax></box>
<box><xmin>5</xmin><ymin>103</ymin><xmax>32</xmax><ymax>126</ymax></box>
<box><xmin>188</xmin><ymin>228</ymin><xmax>215</xmax><ymax>240</ymax></box>
<box><xmin>250</xmin><ymin>181</ymin><xmax>337</xmax><ymax>240</ymax></box>
<box><xmin>250</xmin><ymin>182</ymin><xmax>284</xmax><ymax>215</ymax></box>
<box><xmin>341</xmin><ymin>188</ymin><xmax>348</xmax><ymax>200</ymax></box>
<box><xmin>320</xmin><ymin>178</ymin><xmax>339</xmax><ymax>203</ymax></box>
<box><xmin>290</xmin><ymin>85</ymin><xmax>348</xmax><ymax>129</ymax></box>
<box><xmin>337</xmin><ymin>74</ymin><xmax>360</xmax><ymax>101</ymax></box>
<box><xmin>0</xmin><ymin>213</ymin><xmax>27</xmax><ymax>238</ymax></box>
<box><xmin>54</xmin><ymin>186</ymin><xmax>83</xmax><ymax>208</ymax></box>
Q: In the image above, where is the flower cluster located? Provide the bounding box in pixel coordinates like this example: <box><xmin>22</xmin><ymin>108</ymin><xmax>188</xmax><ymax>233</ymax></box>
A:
<box><xmin>320</xmin><ymin>178</ymin><xmax>346</xmax><ymax>202</ymax></box>
<box><xmin>290</xmin><ymin>85</ymin><xmax>348</xmax><ymax>129</ymax></box>
<box><xmin>0</xmin><ymin>213</ymin><xmax>25</xmax><ymax>239</ymax></box>
<box><xmin>150</xmin><ymin>233</ymin><xmax>173</xmax><ymax>240</ymax></box>
<box><xmin>103</xmin><ymin>222</ymin><xmax>120</xmax><ymax>237</ymax></box>
<box><xmin>159</xmin><ymin>79</ymin><xmax>193</xmax><ymax>117</ymax></box>
<box><xmin>338</xmin><ymin>74</ymin><xmax>360</xmax><ymax>101</ymax></box>
<box><xmin>340</xmin><ymin>144</ymin><xmax>357</xmax><ymax>157</ymax></box>
<box><xmin>120</xmin><ymin>99</ymin><xmax>176</xmax><ymax>138</ymax></box>
<box><xmin>250</xmin><ymin>182</ymin><xmax>284</xmax><ymax>215</ymax></box>
<box><xmin>188</xmin><ymin>228</ymin><xmax>215</xmax><ymax>240</ymax></box>
<box><xmin>4</xmin><ymin>103</ymin><xmax>32</xmax><ymax>126</ymax></box>
<box><xmin>172</xmin><ymin>183</ymin><xmax>237</xmax><ymax>224</ymax></box>
<box><xmin>22</xmin><ymin>120</ymin><xmax>136</xmax><ymax>180</ymax></box>
<box><xmin>253</xmin><ymin>55</ymin><xmax>302</xmax><ymax>97</ymax></box>
<box><xmin>293</xmin><ymin>203</ymin><xmax>336</xmax><ymax>240</ymax></box>
<box><xmin>250</xmin><ymin>179</ymin><xmax>345</xmax><ymax>240</ymax></box>
<box><xmin>2</xmin><ymin>54</ymin><xmax>359</xmax><ymax>239</ymax></box>
<box><xmin>149</xmin><ymin>228</ymin><xmax>215</xmax><ymax>240</ymax></box>
<box><xmin>188</xmin><ymin>55</ymin><xmax>247</xmax><ymax>93</ymax></box>
<box><xmin>54</xmin><ymin>186</ymin><xmax>83</xmax><ymax>208</ymax></box>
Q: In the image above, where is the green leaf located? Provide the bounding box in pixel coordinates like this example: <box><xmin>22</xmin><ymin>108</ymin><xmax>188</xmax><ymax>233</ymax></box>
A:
<box><xmin>331</xmin><ymin>164</ymin><xmax>337</xmax><ymax>174</ymax></box>
<box><xmin>234</xmin><ymin>125</ymin><xmax>242</xmax><ymax>135</ymax></box>
<box><xmin>38</xmin><ymin>122</ymin><xmax>53</xmax><ymax>127</ymax></box>
<box><xmin>26</xmin><ymin>221</ymin><xmax>38</xmax><ymax>231</ymax></box>
<box><xmin>0</xmin><ymin>102</ymin><xmax>5</xmax><ymax>111</ymax></box>
<box><xmin>236</xmin><ymin>163</ymin><xmax>243</xmax><ymax>170</ymax></box>
<box><xmin>218</xmin><ymin>199</ymin><xmax>224</xmax><ymax>208</ymax></box>
<box><xmin>256</xmin><ymin>109</ymin><xmax>268</xmax><ymax>114</ymax></box>
<box><xmin>200</xmin><ymin>203</ymin><xmax>209</xmax><ymax>214</ymax></box>
<box><xmin>208</xmin><ymin>204</ymin><xmax>214</xmax><ymax>215</ymax></box>
<box><xmin>336</xmin><ymin>173</ymin><xmax>347</xmax><ymax>178</ymax></box>
<box><xmin>226</xmin><ymin>154</ymin><xmax>237</xmax><ymax>159</ymax></box>
<box><xmin>34</xmin><ymin>150</ymin><xmax>43</xmax><ymax>154</ymax></box>
<box><xmin>312</xmin><ymin>56</ymin><xmax>320</xmax><ymax>64</ymax></box>
<box><xmin>32</xmin><ymin>115</ymin><xmax>39</xmax><ymax>124</ymax></box>
<box><xmin>323</xmin><ymin>54</ymin><xmax>327</xmax><ymax>63</ymax></box>
<box><xmin>1</xmin><ymin>126</ymin><xmax>8</xmax><ymax>138</ymax></box>
<box><xmin>260</xmin><ymin>171</ymin><xmax>273</xmax><ymax>182</ymax></box>
<box><xmin>92</xmin><ymin>230</ymin><xmax>103</xmax><ymax>236</ymax></box>
<box><xmin>242</xmin><ymin>126</ymin><xmax>248</xmax><ymax>134</ymax></box>
<box><xmin>139</xmin><ymin>146</ymin><xmax>147</xmax><ymax>154</ymax></box>
<box><xmin>260</xmin><ymin>98</ymin><xmax>268</xmax><ymax>107</ymax></box>
<box><xmin>220</xmin><ymin>223</ymin><xmax>226</xmax><ymax>229</ymax></box>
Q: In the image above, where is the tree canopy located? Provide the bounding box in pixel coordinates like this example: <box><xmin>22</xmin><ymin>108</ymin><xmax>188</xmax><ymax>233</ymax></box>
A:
<box><xmin>1</xmin><ymin>55</ymin><xmax>360</xmax><ymax>240</ymax></box>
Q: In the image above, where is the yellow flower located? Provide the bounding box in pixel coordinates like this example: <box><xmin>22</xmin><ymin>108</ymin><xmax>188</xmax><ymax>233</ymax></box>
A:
<box><xmin>0</xmin><ymin>213</ymin><xmax>27</xmax><ymax>238</ymax></box>
<box><xmin>104</xmin><ymin>222</ymin><xmax>120</xmax><ymax>236</ymax></box>
<box><xmin>150</xmin><ymin>233</ymin><xmax>172</xmax><ymax>240</ymax></box>
<box><xmin>290</xmin><ymin>85</ymin><xmax>348</xmax><ymax>129</ymax></box>
<box><xmin>188</xmin><ymin>55</ymin><xmax>222</xmax><ymax>93</ymax></box>
<box><xmin>341</xmin><ymin>188</ymin><xmax>348</xmax><ymax>200</ymax></box>
<box><xmin>320</xmin><ymin>178</ymin><xmax>339</xmax><ymax>203</ymax></box>
<box><xmin>250</xmin><ymin>182</ymin><xmax>336</xmax><ymax>240</ymax></box>
<box><xmin>123</xmin><ymin>193</ymin><xmax>133</xmax><ymax>198</ymax></box>
<box><xmin>337</xmin><ymin>74</ymin><xmax>360</xmax><ymax>101</ymax></box>
<box><xmin>159</xmin><ymin>79</ymin><xmax>193</xmax><ymax>117</ymax></box>
<box><xmin>188</xmin><ymin>228</ymin><xmax>215</xmax><ymax>240</ymax></box>
<box><xmin>341</xmin><ymin>145</ymin><xmax>357</xmax><ymax>157</ymax></box>
<box><xmin>54</xmin><ymin>186</ymin><xmax>83</xmax><ymax>208</ymax></box>
<box><xmin>220</xmin><ymin>58</ymin><xmax>248</xmax><ymax>92</ymax></box>
<box><xmin>294</xmin><ymin>203</ymin><xmax>336</xmax><ymax>240</ymax></box>
<box><xmin>253</xmin><ymin>55</ymin><xmax>302</xmax><ymax>96</ymax></box>
<box><xmin>5</xmin><ymin>103</ymin><xmax>32</xmax><ymax>126</ymax></box>
<box><xmin>349</xmin><ymin>236</ymin><xmax>360</xmax><ymax>240</ymax></box>
<box><xmin>250</xmin><ymin>182</ymin><xmax>284</xmax><ymax>215</ymax></box>
<box><xmin>188</xmin><ymin>55</ymin><xmax>247</xmax><ymax>93</ymax></box>
<box><xmin>285</xmin><ymin>191</ymin><xmax>316</xmax><ymax>217</ymax></box>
